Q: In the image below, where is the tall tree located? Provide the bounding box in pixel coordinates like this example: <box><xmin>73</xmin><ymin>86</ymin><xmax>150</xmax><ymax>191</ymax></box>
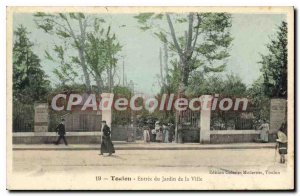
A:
<box><xmin>85</xmin><ymin>25</ymin><xmax>122</xmax><ymax>93</ymax></box>
<box><xmin>34</xmin><ymin>12</ymin><xmax>102</xmax><ymax>92</ymax></box>
<box><xmin>13</xmin><ymin>25</ymin><xmax>50</xmax><ymax>104</ymax></box>
<box><xmin>135</xmin><ymin>13</ymin><xmax>233</xmax><ymax>93</ymax></box>
<box><xmin>259</xmin><ymin>21</ymin><xmax>287</xmax><ymax>98</ymax></box>
<box><xmin>135</xmin><ymin>13</ymin><xmax>233</xmax><ymax>141</ymax></box>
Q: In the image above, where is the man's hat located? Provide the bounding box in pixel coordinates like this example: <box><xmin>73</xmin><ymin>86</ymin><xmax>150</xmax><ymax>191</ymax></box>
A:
<box><xmin>276</xmin><ymin>131</ymin><xmax>287</xmax><ymax>143</ymax></box>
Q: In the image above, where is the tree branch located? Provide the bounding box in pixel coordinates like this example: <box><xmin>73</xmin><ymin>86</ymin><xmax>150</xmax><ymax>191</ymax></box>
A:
<box><xmin>191</xmin><ymin>14</ymin><xmax>201</xmax><ymax>56</ymax></box>
<box><xmin>186</xmin><ymin>13</ymin><xmax>194</xmax><ymax>53</ymax></box>
<box><xmin>166</xmin><ymin>14</ymin><xmax>183</xmax><ymax>59</ymax></box>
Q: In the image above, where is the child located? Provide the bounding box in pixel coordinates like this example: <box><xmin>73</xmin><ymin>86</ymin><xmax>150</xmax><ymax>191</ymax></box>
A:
<box><xmin>276</xmin><ymin>131</ymin><xmax>287</xmax><ymax>164</ymax></box>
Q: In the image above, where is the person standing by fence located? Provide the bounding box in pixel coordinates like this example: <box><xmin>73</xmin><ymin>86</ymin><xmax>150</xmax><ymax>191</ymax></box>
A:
<box><xmin>143</xmin><ymin>125</ymin><xmax>150</xmax><ymax>143</ymax></box>
<box><xmin>257</xmin><ymin>119</ymin><xmax>269</xmax><ymax>143</ymax></box>
<box><xmin>163</xmin><ymin>124</ymin><xmax>169</xmax><ymax>143</ymax></box>
<box><xmin>155</xmin><ymin>121</ymin><xmax>163</xmax><ymax>143</ymax></box>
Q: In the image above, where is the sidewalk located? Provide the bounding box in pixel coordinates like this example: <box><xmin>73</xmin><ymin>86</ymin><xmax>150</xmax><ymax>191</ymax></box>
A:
<box><xmin>13</xmin><ymin>142</ymin><xmax>276</xmax><ymax>151</ymax></box>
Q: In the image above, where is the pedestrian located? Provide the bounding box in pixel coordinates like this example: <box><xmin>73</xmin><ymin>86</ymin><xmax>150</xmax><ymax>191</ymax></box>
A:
<box><xmin>55</xmin><ymin>118</ymin><xmax>68</xmax><ymax>145</ymax></box>
<box><xmin>155</xmin><ymin>121</ymin><xmax>163</xmax><ymax>143</ymax></box>
<box><xmin>168</xmin><ymin>123</ymin><xmax>174</xmax><ymax>143</ymax></box>
<box><xmin>276</xmin><ymin>130</ymin><xmax>287</xmax><ymax>163</ymax></box>
<box><xmin>257</xmin><ymin>119</ymin><xmax>269</xmax><ymax>143</ymax></box>
<box><xmin>143</xmin><ymin>125</ymin><xmax>150</xmax><ymax>143</ymax></box>
<box><xmin>100</xmin><ymin>120</ymin><xmax>115</xmax><ymax>156</ymax></box>
<box><xmin>151</xmin><ymin>128</ymin><xmax>156</xmax><ymax>142</ymax></box>
<box><xmin>163</xmin><ymin>124</ymin><xmax>169</xmax><ymax>143</ymax></box>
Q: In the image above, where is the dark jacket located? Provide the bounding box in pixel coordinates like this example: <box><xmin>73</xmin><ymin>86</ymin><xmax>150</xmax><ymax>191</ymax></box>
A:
<box><xmin>56</xmin><ymin>123</ymin><xmax>66</xmax><ymax>136</ymax></box>
<box><xmin>102</xmin><ymin>125</ymin><xmax>111</xmax><ymax>137</ymax></box>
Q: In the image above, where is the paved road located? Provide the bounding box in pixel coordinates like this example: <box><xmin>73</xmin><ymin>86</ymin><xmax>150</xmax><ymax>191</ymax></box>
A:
<box><xmin>13</xmin><ymin>148</ymin><xmax>287</xmax><ymax>174</ymax></box>
<box><xmin>10</xmin><ymin>148</ymin><xmax>294</xmax><ymax>190</ymax></box>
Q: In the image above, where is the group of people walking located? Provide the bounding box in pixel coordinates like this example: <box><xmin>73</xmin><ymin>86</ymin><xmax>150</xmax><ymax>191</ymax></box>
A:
<box><xmin>143</xmin><ymin>121</ymin><xmax>174</xmax><ymax>143</ymax></box>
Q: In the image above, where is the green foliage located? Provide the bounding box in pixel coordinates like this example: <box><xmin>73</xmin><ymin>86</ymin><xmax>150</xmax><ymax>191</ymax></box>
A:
<box><xmin>186</xmin><ymin>73</ymin><xmax>247</xmax><ymax>97</ymax></box>
<box><xmin>35</xmin><ymin>12</ymin><xmax>95</xmax><ymax>91</ymax></box>
<box><xmin>56</xmin><ymin>29</ymin><xmax>71</xmax><ymax>38</ymax></box>
<box><xmin>35</xmin><ymin>12</ymin><xmax>122</xmax><ymax>93</ymax></box>
<box><xmin>13</xmin><ymin>25</ymin><xmax>50</xmax><ymax>104</ymax></box>
<box><xmin>247</xmin><ymin>77</ymin><xmax>270</xmax><ymax>122</ymax></box>
<box><xmin>154</xmin><ymin>31</ymin><xmax>167</xmax><ymax>43</ymax></box>
<box><xmin>134</xmin><ymin>13</ymin><xmax>155</xmax><ymax>23</ymax></box>
<box><xmin>85</xmin><ymin>25</ymin><xmax>122</xmax><ymax>92</ymax></box>
<box><xmin>162</xmin><ymin>59</ymin><xmax>181</xmax><ymax>94</ymax></box>
<box><xmin>203</xmin><ymin>64</ymin><xmax>226</xmax><ymax>73</ymax></box>
<box><xmin>135</xmin><ymin>12</ymin><xmax>233</xmax><ymax>94</ymax></box>
<box><xmin>245</xmin><ymin>21</ymin><xmax>287</xmax><ymax>124</ymax></box>
<box><xmin>176</xmin><ymin>17</ymin><xmax>187</xmax><ymax>23</ymax></box>
<box><xmin>112</xmin><ymin>86</ymin><xmax>133</xmax><ymax>125</ymax></box>
<box><xmin>259</xmin><ymin>21</ymin><xmax>287</xmax><ymax>98</ymax></box>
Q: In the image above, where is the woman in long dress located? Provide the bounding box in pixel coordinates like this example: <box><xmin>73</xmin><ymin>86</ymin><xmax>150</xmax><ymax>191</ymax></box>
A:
<box><xmin>156</xmin><ymin>128</ymin><xmax>163</xmax><ymax>143</ymax></box>
<box><xmin>163</xmin><ymin>124</ymin><xmax>169</xmax><ymax>143</ymax></box>
<box><xmin>155</xmin><ymin>121</ymin><xmax>163</xmax><ymax>143</ymax></box>
<box><xmin>258</xmin><ymin>119</ymin><xmax>269</xmax><ymax>143</ymax></box>
<box><xmin>143</xmin><ymin>126</ymin><xmax>150</xmax><ymax>143</ymax></box>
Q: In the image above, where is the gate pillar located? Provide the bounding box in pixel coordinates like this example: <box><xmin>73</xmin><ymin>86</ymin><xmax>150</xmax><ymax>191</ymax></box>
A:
<box><xmin>34</xmin><ymin>103</ymin><xmax>49</xmax><ymax>133</ymax></box>
<box><xmin>199</xmin><ymin>95</ymin><xmax>212</xmax><ymax>144</ymax></box>
<box><xmin>100</xmin><ymin>93</ymin><xmax>113</xmax><ymax>128</ymax></box>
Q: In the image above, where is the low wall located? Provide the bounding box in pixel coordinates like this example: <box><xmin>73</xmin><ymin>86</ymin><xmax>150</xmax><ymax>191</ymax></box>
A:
<box><xmin>181</xmin><ymin>128</ymin><xmax>200</xmax><ymax>143</ymax></box>
<box><xmin>13</xmin><ymin>132</ymin><xmax>102</xmax><ymax>144</ymax></box>
<box><xmin>13</xmin><ymin>126</ymin><xmax>136</xmax><ymax>144</ymax></box>
<box><xmin>111</xmin><ymin>125</ymin><xmax>135</xmax><ymax>141</ymax></box>
<box><xmin>210</xmin><ymin>130</ymin><xmax>277</xmax><ymax>144</ymax></box>
<box><xmin>13</xmin><ymin>130</ymin><xmax>278</xmax><ymax>144</ymax></box>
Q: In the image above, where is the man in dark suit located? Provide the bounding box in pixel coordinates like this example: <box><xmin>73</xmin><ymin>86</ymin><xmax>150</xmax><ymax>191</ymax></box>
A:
<box><xmin>55</xmin><ymin>118</ymin><xmax>68</xmax><ymax>145</ymax></box>
<box><xmin>100</xmin><ymin>120</ymin><xmax>115</xmax><ymax>156</ymax></box>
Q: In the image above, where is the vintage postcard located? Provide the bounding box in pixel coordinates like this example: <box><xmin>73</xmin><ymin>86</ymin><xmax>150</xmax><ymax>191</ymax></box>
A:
<box><xmin>6</xmin><ymin>6</ymin><xmax>294</xmax><ymax>190</ymax></box>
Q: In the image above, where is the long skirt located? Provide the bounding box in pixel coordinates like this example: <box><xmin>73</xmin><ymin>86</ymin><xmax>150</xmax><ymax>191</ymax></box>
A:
<box><xmin>156</xmin><ymin>131</ymin><xmax>163</xmax><ymax>142</ymax></box>
<box><xmin>260</xmin><ymin>130</ymin><xmax>269</xmax><ymax>142</ymax></box>
<box><xmin>164</xmin><ymin>130</ymin><xmax>169</xmax><ymax>143</ymax></box>
<box><xmin>151</xmin><ymin>133</ymin><xmax>156</xmax><ymax>142</ymax></box>
<box><xmin>101</xmin><ymin>136</ymin><xmax>115</xmax><ymax>154</ymax></box>
<box><xmin>143</xmin><ymin>130</ymin><xmax>150</xmax><ymax>143</ymax></box>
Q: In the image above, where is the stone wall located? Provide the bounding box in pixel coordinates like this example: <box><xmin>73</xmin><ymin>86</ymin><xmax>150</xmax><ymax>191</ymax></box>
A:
<box><xmin>210</xmin><ymin>130</ymin><xmax>277</xmax><ymax>144</ymax></box>
<box><xmin>13</xmin><ymin>127</ymin><xmax>136</xmax><ymax>144</ymax></box>
<box><xmin>13</xmin><ymin>132</ymin><xmax>101</xmax><ymax>144</ymax></box>
<box><xmin>13</xmin><ymin>130</ymin><xmax>277</xmax><ymax>144</ymax></box>
<box><xmin>111</xmin><ymin>125</ymin><xmax>134</xmax><ymax>141</ymax></box>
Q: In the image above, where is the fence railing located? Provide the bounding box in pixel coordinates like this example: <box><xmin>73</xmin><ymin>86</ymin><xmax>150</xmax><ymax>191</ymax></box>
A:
<box><xmin>13</xmin><ymin>103</ymin><xmax>34</xmax><ymax>132</ymax></box>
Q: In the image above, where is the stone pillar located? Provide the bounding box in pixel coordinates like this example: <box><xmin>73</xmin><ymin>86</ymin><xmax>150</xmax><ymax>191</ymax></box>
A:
<box><xmin>199</xmin><ymin>95</ymin><xmax>212</xmax><ymax>144</ymax></box>
<box><xmin>270</xmin><ymin>99</ymin><xmax>287</xmax><ymax>133</ymax></box>
<box><xmin>34</xmin><ymin>103</ymin><xmax>49</xmax><ymax>133</ymax></box>
<box><xmin>100</xmin><ymin>93</ymin><xmax>113</xmax><ymax>128</ymax></box>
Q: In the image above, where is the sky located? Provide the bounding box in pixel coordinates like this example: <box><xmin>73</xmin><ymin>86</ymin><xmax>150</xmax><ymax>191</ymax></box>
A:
<box><xmin>13</xmin><ymin>13</ymin><xmax>286</xmax><ymax>95</ymax></box>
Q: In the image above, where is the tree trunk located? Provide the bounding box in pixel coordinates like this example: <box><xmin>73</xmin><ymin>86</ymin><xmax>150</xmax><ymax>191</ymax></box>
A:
<box><xmin>163</xmin><ymin>42</ymin><xmax>168</xmax><ymax>83</ymax></box>
<box><xmin>95</xmin><ymin>75</ymin><xmax>103</xmax><ymax>94</ymax></box>
<box><xmin>159</xmin><ymin>47</ymin><xmax>164</xmax><ymax>87</ymax></box>
<box><xmin>78</xmin><ymin>47</ymin><xmax>91</xmax><ymax>92</ymax></box>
